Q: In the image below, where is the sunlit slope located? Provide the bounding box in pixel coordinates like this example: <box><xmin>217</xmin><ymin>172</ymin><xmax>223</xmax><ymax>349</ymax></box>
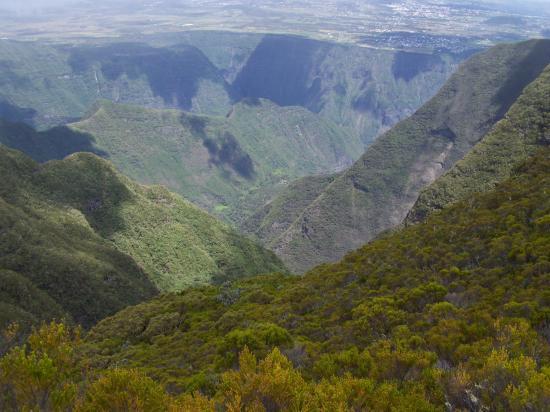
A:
<box><xmin>86</xmin><ymin>147</ymin><xmax>550</xmax><ymax>410</ymax></box>
<box><xmin>0</xmin><ymin>145</ymin><xmax>157</xmax><ymax>328</ymax></box>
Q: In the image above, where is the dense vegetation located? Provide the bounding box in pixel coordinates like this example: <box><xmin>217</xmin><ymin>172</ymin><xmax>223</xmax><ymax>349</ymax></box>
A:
<box><xmin>408</xmin><ymin>63</ymin><xmax>550</xmax><ymax>222</ymax></box>
<box><xmin>0</xmin><ymin>37</ymin><xmax>549</xmax><ymax>411</ymax></box>
<box><xmin>39</xmin><ymin>151</ymin><xmax>285</xmax><ymax>290</ymax></box>
<box><xmin>0</xmin><ymin>145</ymin><xmax>157</xmax><ymax>329</ymax></box>
<box><xmin>0</xmin><ymin>98</ymin><xmax>359</xmax><ymax>223</ymax></box>
<box><xmin>249</xmin><ymin>39</ymin><xmax>550</xmax><ymax>272</ymax></box>
<box><xmin>68</xmin><ymin>98</ymin><xmax>360</xmax><ymax>223</ymax></box>
<box><xmin>0</xmin><ymin>144</ymin><xmax>285</xmax><ymax>329</ymax></box>
<box><xmin>1</xmin><ymin>146</ymin><xmax>548</xmax><ymax>410</ymax></box>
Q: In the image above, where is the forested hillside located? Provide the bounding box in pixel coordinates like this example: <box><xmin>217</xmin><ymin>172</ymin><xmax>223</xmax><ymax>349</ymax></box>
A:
<box><xmin>251</xmin><ymin>39</ymin><xmax>550</xmax><ymax>272</ymax></box>
<box><xmin>0</xmin><ymin>144</ymin><xmax>284</xmax><ymax>329</ymax></box>
<box><xmin>0</xmin><ymin>145</ymin><xmax>157</xmax><ymax>328</ymax></box>
<box><xmin>0</xmin><ymin>33</ymin><xmax>461</xmax><ymax>147</ymax></box>
<box><xmin>2</xmin><ymin>147</ymin><xmax>547</xmax><ymax>411</ymax></box>
<box><xmin>0</xmin><ymin>29</ymin><xmax>549</xmax><ymax>411</ymax></box>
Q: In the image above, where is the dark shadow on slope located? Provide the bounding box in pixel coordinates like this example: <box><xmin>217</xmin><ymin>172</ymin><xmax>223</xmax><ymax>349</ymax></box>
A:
<box><xmin>0</xmin><ymin>100</ymin><xmax>37</xmax><ymax>125</ymax></box>
<box><xmin>67</xmin><ymin>43</ymin><xmax>229</xmax><ymax>110</ymax></box>
<box><xmin>0</xmin><ymin>118</ymin><xmax>108</xmax><ymax>163</ymax></box>
<box><xmin>492</xmin><ymin>40</ymin><xmax>550</xmax><ymax>119</ymax></box>
<box><xmin>231</xmin><ymin>35</ymin><xmax>330</xmax><ymax>112</ymax></box>
<box><xmin>352</xmin><ymin>85</ymin><xmax>378</xmax><ymax>114</ymax></box>
<box><xmin>202</xmin><ymin>132</ymin><xmax>255</xmax><ymax>179</ymax></box>
<box><xmin>0</xmin><ymin>60</ymin><xmax>31</xmax><ymax>88</ymax></box>
<box><xmin>180</xmin><ymin>112</ymin><xmax>207</xmax><ymax>137</ymax></box>
<box><xmin>392</xmin><ymin>51</ymin><xmax>444</xmax><ymax>82</ymax></box>
<box><xmin>35</xmin><ymin>153</ymin><xmax>134</xmax><ymax>239</ymax></box>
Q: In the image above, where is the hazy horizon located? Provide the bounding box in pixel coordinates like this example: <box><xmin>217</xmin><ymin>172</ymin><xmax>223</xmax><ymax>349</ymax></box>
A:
<box><xmin>2</xmin><ymin>0</ymin><xmax>550</xmax><ymax>14</ymax></box>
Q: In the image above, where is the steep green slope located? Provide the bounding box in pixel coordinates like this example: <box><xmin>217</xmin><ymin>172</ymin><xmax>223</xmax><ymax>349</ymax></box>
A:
<box><xmin>232</xmin><ymin>34</ymin><xmax>462</xmax><ymax>146</ymax></box>
<box><xmin>407</xmin><ymin>64</ymin><xmax>550</xmax><ymax>222</ymax></box>
<box><xmin>38</xmin><ymin>152</ymin><xmax>286</xmax><ymax>291</ymax></box>
<box><xmin>242</xmin><ymin>174</ymin><xmax>335</xmax><ymax>245</ymax></box>
<box><xmin>258</xmin><ymin>39</ymin><xmax>550</xmax><ymax>272</ymax></box>
<box><xmin>85</xmin><ymin>148</ymin><xmax>550</xmax><ymax>410</ymax></box>
<box><xmin>0</xmin><ymin>145</ymin><xmax>157</xmax><ymax>328</ymax></box>
<box><xmin>2</xmin><ymin>98</ymin><xmax>359</xmax><ymax>223</ymax></box>
<box><xmin>0</xmin><ymin>144</ymin><xmax>285</xmax><ymax>330</ymax></box>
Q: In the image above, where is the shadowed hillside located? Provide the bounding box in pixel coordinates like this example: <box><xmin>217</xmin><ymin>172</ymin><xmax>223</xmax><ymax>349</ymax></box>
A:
<box><xmin>0</xmin><ymin>118</ymin><xmax>107</xmax><ymax>162</ymax></box>
<box><xmin>248</xmin><ymin>39</ymin><xmax>550</xmax><ymax>272</ymax></box>
<box><xmin>0</xmin><ymin>33</ymin><xmax>462</xmax><ymax>147</ymax></box>
<box><xmin>231</xmin><ymin>34</ymin><xmax>462</xmax><ymax>146</ymax></box>
<box><xmin>0</xmin><ymin>40</ymin><xmax>232</xmax><ymax>129</ymax></box>
<box><xmin>66</xmin><ymin>42</ymin><xmax>232</xmax><ymax>114</ymax></box>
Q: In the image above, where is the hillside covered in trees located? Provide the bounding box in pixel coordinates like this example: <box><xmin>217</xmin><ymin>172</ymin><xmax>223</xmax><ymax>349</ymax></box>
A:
<box><xmin>0</xmin><ymin>144</ymin><xmax>284</xmax><ymax>330</ymax></box>
<box><xmin>2</xmin><ymin>146</ymin><xmax>548</xmax><ymax>410</ymax></box>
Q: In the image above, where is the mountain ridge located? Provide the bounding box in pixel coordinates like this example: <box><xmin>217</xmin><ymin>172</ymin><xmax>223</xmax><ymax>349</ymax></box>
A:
<box><xmin>250</xmin><ymin>39</ymin><xmax>550</xmax><ymax>272</ymax></box>
<box><xmin>407</xmin><ymin>63</ymin><xmax>550</xmax><ymax>222</ymax></box>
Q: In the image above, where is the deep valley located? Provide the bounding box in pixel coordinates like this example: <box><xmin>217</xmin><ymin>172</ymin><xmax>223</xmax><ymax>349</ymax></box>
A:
<box><xmin>0</xmin><ymin>2</ymin><xmax>549</xmax><ymax>410</ymax></box>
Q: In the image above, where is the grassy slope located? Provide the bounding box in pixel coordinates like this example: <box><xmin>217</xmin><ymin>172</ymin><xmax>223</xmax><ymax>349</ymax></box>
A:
<box><xmin>0</xmin><ymin>145</ymin><xmax>157</xmax><ymax>328</ymax></box>
<box><xmin>261</xmin><ymin>39</ymin><xmax>550</xmax><ymax>273</ymax></box>
<box><xmin>85</xmin><ymin>148</ymin><xmax>550</xmax><ymax>406</ymax></box>
<box><xmin>63</xmin><ymin>98</ymin><xmax>359</xmax><ymax>223</ymax></box>
<box><xmin>407</xmin><ymin>64</ymin><xmax>550</xmax><ymax>222</ymax></box>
